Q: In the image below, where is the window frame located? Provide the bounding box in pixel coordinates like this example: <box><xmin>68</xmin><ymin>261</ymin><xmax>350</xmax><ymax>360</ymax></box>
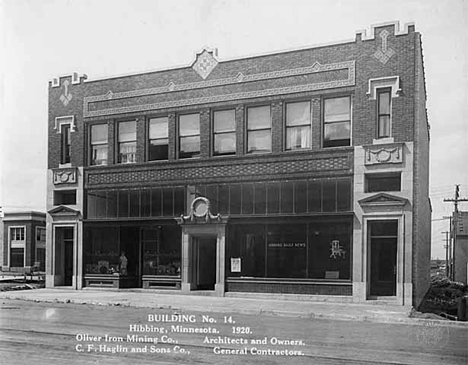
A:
<box><xmin>8</xmin><ymin>226</ymin><xmax>26</xmax><ymax>267</ymax></box>
<box><xmin>212</xmin><ymin>108</ymin><xmax>236</xmax><ymax>157</ymax></box>
<box><xmin>147</xmin><ymin>116</ymin><xmax>169</xmax><ymax>161</ymax></box>
<box><xmin>60</xmin><ymin>123</ymin><xmax>71</xmax><ymax>164</ymax></box>
<box><xmin>377</xmin><ymin>88</ymin><xmax>392</xmax><ymax>139</ymax></box>
<box><xmin>246</xmin><ymin>104</ymin><xmax>272</xmax><ymax>154</ymax></box>
<box><xmin>117</xmin><ymin>120</ymin><xmax>137</xmax><ymax>164</ymax></box>
<box><xmin>285</xmin><ymin>100</ymin><xmax>312</xmax><ymax>151</ymax></box>
<box><xmin>322</xmin><ymin>95</ymin><xmax>352</xmax><ymax>148</ymax></box>
<box><xmin>178</xmin><ymin>112</ymin><xmax>201</xmax><ymax>159</ymax></box>
<box><xmin>89</xmin><ymin>123</ymin><xmax>108</xmax><ymax>166</ymax></box>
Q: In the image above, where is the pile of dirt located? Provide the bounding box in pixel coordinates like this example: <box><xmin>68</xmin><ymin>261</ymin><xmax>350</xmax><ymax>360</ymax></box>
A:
<box><xmin>0</xmin><ymin>280</ymin><xmax>45</xmax><ymax>292</ymax></box>
<box><xmin>418</xmin><ymin>277</ymin><xmax>467</xmax><ymax>319</ymax></box>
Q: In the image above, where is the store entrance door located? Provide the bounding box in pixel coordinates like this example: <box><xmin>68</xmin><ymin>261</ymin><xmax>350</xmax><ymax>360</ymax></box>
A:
<box><xmin>193</xmin><ymin>237</ymin><xmax>217</xmax><ymax>290</ymax></box>
<box><xmin>369</xmin><ymin>221</ymin><xmax>398</xmax><ymax>296</ymax></box>
<box><xmin>55</xmin><ymin>227</ymin><xmax>74</xmax><ymax>286</ymax></box>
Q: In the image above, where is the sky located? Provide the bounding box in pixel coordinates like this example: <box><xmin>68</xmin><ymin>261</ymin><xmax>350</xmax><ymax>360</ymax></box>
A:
<box><xmin>1</xmin><ymin>0</ymin><xmax>467</xmax><ymax>259</ymax></box>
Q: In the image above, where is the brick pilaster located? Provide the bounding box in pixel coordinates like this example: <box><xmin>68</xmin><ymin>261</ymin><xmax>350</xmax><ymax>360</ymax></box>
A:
<box><xmin>168</xmin><ymin>113</ymin><xmax>176</xmax><ymax>160</ymax></box>
<box><xmin>311</xmin><ymin>98</ymin><xmax>321</xmax><ymax>150</ymax></box>
<box><xmin>235</xmin><ymin>105</ymin><xmax>245</xmax><ymax>155</ymax></box>
<box><xmin>200</xmin><ymin>108</ymin><xmax>211</xmax><ymax>159</ymax></box>
<box><xmin>136</xmin><ymin>117</ymin><xmax>146</xmax><ymax>163</ymax></box>
<box><xmin>271</xmin><ymin>101</ymin><xmax>283</xmax><ymax>153</ymax></box>
<box><xmin>107</xmin><ymin>120</ymin><xmax>115</xmax><ymax>165</ymax></box>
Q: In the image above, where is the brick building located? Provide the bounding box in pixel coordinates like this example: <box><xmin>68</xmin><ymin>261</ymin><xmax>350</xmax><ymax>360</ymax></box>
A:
<box><xmin>1</xmin><ymin>211</ymin><xmax>46</xmax><ymax>273</ymax></box>
<box><xmin>46</xmin><ymin>21</ymin><xmax>431</xmax><ymax>307</ymax></box>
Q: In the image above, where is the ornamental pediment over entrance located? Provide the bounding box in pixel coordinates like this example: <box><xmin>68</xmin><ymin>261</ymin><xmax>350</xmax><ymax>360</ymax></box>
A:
<box><xmin>358</xmin><ymin>193</ymin><xmax>409</xmax><ymax>208</ymax></box>
<box><xmin>48</xmin><ymin>205</ymin><xmax>81</xmax><ymax>218</ymax></box>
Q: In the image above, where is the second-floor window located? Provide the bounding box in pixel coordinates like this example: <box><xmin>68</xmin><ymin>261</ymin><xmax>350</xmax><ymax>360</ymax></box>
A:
<box><xmin>247</xmin><ymin>105</ymin><xmax>271</xmax><ymax>153</ymax></box>
<box><xmin>60</xmin><ymin>124</ymin><xmax>71</xmax><ymax>164</ymax></box>
<box><xmin>377</xmin><ymin>88</ymin><xmax>391</xmax><ymax>138</ymax></box>
<box><xmin>179</xmin><ymin>113</ymin><xmax>200</xmax><ymax>159</ymax></box>
<box><xmin>213</xmin><ymin>109</ymin><xmax>236</xmax><ymax>156</ymax></box>
<box><xmin>323</xmin><ymin>96</ymin><xmax>351</xmax><ymax>148</ymax></box>
<box><xmin>90</xmin><ymin>124</ymin><xmax>108</xmax><ymax>165</ymax></box>
<box><xmin>118</xmin><ymin>121</ymin><xmax>136</xmax><ymax>163</ymax></box>
<box><xmin>286</xmin><ymin>101</ymin><xmax>311</xmax><ymax>150</ymax></box>
<box><xmin>148</xmin><ymin>117</ymin><xmax>169</xmax><ymax>161</ymax></box>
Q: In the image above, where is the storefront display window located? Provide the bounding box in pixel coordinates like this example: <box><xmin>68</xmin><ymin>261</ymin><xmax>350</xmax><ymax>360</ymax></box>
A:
<box><xmin>228</xmin><ymin>219</ymin><xmax>351</xmax><ymax>280</ymax></box>
<box><xmin>84</xmin><ymin>225</ymin><xmax>181</xmax><ymax>277</ymax></box>
<box><xmin>84</xmin><ymin>226</ymin><xmax>120</xmax><ymax>274</ymax></box>
<box><xmin>142</xmin><ymin>226</ymin><xmax>181</xmax><ymax>276</ymax></box>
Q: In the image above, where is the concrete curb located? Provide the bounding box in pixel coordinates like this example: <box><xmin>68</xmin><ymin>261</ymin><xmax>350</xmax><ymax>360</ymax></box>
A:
<box><xmin>2</xmin><ymin>291</ymin><xmax>468</xmax><ymax>328</ymax></box>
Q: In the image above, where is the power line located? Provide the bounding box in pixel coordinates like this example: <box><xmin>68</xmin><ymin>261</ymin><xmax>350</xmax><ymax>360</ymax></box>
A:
<box><xmin>443</xmin><ymin>185</ymin><xmax>468</xmax><ymax>281</ymax></box>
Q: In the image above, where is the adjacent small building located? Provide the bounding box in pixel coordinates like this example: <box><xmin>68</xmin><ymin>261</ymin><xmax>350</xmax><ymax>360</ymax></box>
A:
<box><xmin>0</xmin><ymin>211</ymin><xmax>46</xmax><ymax>273</ymax></box>
<box><xmin>45</xmin><ymin>21</ymin><xmax>431</xmax><ymax>307</ymax></box>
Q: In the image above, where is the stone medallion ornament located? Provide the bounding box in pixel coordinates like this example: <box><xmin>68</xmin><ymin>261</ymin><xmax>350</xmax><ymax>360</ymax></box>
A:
<box><xmin>192</xmin><ymin>49</ymin><xmax>218</xmax><ymax>79</ymax></box>
<box><xmin>179</xmin><ymin>197</ymin><xmax>222</xmax><ymax>223</ymax></box>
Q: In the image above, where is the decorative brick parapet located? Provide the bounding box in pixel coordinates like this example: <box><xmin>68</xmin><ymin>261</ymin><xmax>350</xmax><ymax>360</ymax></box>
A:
<box><xmin>83</xmin><ymin>61</ymin><xmax>355</xmax><ymax>118</ymax></box>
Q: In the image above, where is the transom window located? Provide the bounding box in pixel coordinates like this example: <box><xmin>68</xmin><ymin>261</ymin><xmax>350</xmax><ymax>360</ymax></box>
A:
<box><xmin>377</xmin><ymin>88</ymin><xmax>391</xmax><ymax>138</ymax></box>
<box><xmin>118</xmin><ymin>121</ymin><xmax>136</xmax><ymax>163</ymax></box>
<box><xmin>365</xmin><ymin>173</ymin><xmax>401</xmax><ymax>192</ymax></box>
<box><xmin>286</xmin><ymin>101</ymin><xmax>311</xmax><ymax>150</ymax></box>
<box><xmin>213</xmin><ymin>110</ymin><xmax>236</xmax><ymax>156</ymax></box>
<box><xmin>10</xmin><ymin>227</ymin><xmax>25</xmax><ymax>241</ymax></box>
<box><xmin>90</xmin><ymin>124</ymin><xmax>108</xmax><ymax>165</ymax></box>
<box><xmin>323</xmin><ymin>96</ymin><xmax>351</xmax><ymax>148</ymax></box>
<box><xmin>148</xmin><ymin>117</ymin><xmax>169</xmax><ymax>161</ymax></box>
<box><xmin>247</xmin><ymin>105</ymin><xmax>271</xmax><ymax>153</ymax></box>
<box><xmin>179</xmin><ymin>113</ymin><xmax>200</xmax><ymax>159</ymax></box>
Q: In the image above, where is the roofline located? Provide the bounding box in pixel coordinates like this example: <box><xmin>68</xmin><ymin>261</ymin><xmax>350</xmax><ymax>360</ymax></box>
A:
<box><xmin>50</xmin><ymin>20</ymin><xmax>415</xmax><ymax>85</ymax></box>
<box><xmin>1</xmin><ymin>211</ymin><xmax>46</xmax><ymax>222</ymax></box>
<box><xmin>82</xmin><ymin>38</ymin><xmax>357</xmax><ymax>84</ymax></box>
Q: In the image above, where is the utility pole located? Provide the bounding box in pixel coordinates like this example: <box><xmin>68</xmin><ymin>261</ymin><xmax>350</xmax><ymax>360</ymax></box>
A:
<box><xmin>442</xmin><ymin>231</ymin><xmax>450</xmax><ymax>277</ymax></box>
<box><xmin>444</xmin><ymin>185</ymin><xmax>468</xmax><ymax>281</ymax></box>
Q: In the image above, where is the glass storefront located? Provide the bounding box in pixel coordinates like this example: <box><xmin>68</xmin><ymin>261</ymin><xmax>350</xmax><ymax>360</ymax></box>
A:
<box><xmin>83</xmin><ymin>224</ymin><xmax>181</xmax><ymax>278</ymax></box>
<box><xmin>227</xmin><ymin>219</ymin><xmax>351</xmax><ymax>280</ymax></box>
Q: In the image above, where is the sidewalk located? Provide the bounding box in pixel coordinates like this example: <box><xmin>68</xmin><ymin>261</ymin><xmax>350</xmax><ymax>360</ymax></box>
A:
<box><xmin>1</xmin><ymin>288</ymin><xmax>465</xmax><ymax>327</ymax></box>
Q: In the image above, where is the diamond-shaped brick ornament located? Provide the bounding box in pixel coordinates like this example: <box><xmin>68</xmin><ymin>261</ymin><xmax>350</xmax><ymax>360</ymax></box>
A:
<box><xmin>192</xmin><ymin>49</ymin><xmax>218</xmax><ymax>79</ymax></box>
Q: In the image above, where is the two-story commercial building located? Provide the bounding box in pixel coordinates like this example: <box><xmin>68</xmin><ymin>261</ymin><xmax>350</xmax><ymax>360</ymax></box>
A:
<box><xmin>46</xmin><ymin>21</ymin><xmax>431</xmax><ymax>307</ymax></box>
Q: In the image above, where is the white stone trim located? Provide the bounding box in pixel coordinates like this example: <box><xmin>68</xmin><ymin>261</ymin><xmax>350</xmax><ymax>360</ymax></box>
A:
<box><xmin>362</xmin><ymin>214</ymin><xmax>405</xmax><ymax>304</ymax></box>
<box><xmin>54</xmin><ymin>115</ymin><xmax>76</xmax><ymax>133</ymax></box>
<box><xmin>356</xmin><ymin>21</ymin><xmax>415</xmax><ymax>41</ymax></box>
<box><xmin>51</xmin><ymin>72</ymin><xmax>87</xmax><ymax>88</ymax></box>
<box><xmin>367</xmin><ymin>76</ymin><xmax>401</xmax><ymax>100</ymax></box>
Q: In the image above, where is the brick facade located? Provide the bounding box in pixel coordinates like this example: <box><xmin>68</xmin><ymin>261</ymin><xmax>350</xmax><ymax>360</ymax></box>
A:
<box><xmin>46</xmin><ymin>22</ymin><xmax>431</xmax><ymax>307</ymax></box>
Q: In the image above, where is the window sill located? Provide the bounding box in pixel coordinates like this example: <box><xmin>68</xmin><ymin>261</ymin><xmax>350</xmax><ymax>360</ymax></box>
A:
<box><xmin>373</xmin><ymin>137</ymin><xmax>394</xmax><ymax>145</ymax></box>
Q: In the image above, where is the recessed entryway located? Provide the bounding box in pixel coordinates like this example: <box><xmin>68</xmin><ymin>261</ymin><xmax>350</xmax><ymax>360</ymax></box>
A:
<box><xmin>192</xmin><ymin>236</ymin><xmax>217</xmax><ymax>290</ymax></box>
<box><xmin>55</xmin><ymin>226</ymin><xmax>74</xmax><ymax>286</ymax></box>
<box><xmin>369</xmin><ymin>220</ymin><xmax>397</xmax><ymax>297</ymax></box>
